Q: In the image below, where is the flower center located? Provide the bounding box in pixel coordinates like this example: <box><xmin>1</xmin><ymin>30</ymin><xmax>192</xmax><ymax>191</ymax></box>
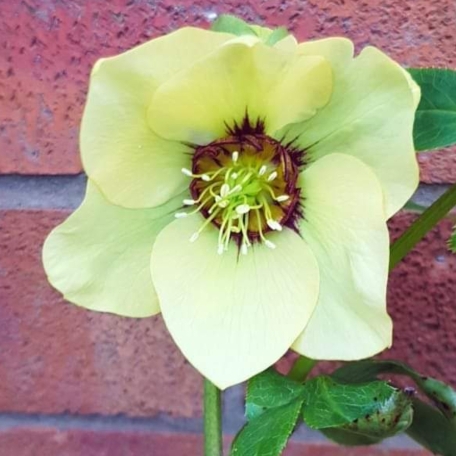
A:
<box><xmin>177</xmin><ymin>132</ymin><xmax>302</xmax><ymax>254</ymax></box>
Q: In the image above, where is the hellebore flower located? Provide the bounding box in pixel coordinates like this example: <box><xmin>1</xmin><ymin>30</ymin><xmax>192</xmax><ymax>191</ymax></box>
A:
<box><xmin>43</xmin><ymin>27</ymin><xmax>420</xmax><ymax>389</ymax></box>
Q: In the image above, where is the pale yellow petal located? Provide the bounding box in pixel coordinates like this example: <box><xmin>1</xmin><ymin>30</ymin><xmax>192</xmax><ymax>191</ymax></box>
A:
<box><xmin>293</xmin><ymin>153</ymin><xmax>392</xmax><ymax>360</ymax></box>
<box><xmin>297</xmin><ymin>37</ymin><xmax>354</xmax><ymax>71</ymax></box>
<box><xmin>148</xmin><ymin>40</ymin><xmax>332</xmax><ymax>144</ymax></box>
<box><xmin>274</xmin><ymin>34</ymin><xmax>298</xmax><ymax>52</ymax></box>
<box><xmin>43</xmin><ymin>181</ymin><xmax>185</xmax><ymax>317</ymax></box>
<box><xmin>148</xmin><ymin>40</ymin><xmax>278</xmax><ymax>144</ymax></box>
<box><xmin>286</xmin><ymin>45</ymin><xmax>419</xmax><ymax>218</ymax></box>
<box><xmin>401</xmin><ymin>67</ymin><xmax>421</xmax><ymax>109</ymax></box>
<box><xmin>266</xmin><ymin>55</ymin><xmax>332</xmax><ymax>132</ymax></box>
<box><xmin>151</xmin><ymin>217</ymin><xmax>320</xmax><ymax>389</ymax></box>
<box><xmin>249</xmin><ymin>24</ymin><xmax>274</xmax><ymax>40</ymax></box>
<box><xmin>82</xmin><ymin>28</ymin><xmax>234</xmax><ymax>208</ymax></box>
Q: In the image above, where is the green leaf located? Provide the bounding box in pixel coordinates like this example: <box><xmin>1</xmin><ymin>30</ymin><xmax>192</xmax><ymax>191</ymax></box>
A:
<box><xmin>211</xmin><ymin>15</ymin><xmax>258</xmax><ymax>37</ymax></box>
<box><xmin>246</xmin><ymin>370</ymin><xmax>305</xmax><ymax>420</ymax></box>
<box><xmin>302</xmin><ymin>376</ymin><xmax>409</xmax><ymax>430</ymax></box>
<box><xmin>339</xmin><ymin>391</ymin><xmax>412</xmax><ymax>436</ymax></box>
<box><xmin>332</xmin><ymin>359</ymin><xmax>456</xmax><ymax>454</ymax></box>
<box><xmin>332</xmin><ymin>360</ymin><xmax>417</xmax><ymax>384</ymax></box>
<box><xmin>264</xmin><ymin>27</ymin><xmax>289</xmax><ymax>45</ymax></box>
<box><xmin>230</xmin><ymin>400</ymin><xmax>303</xmax><ymax>456</ymax></box>
<box><xmin>322</xmin><ymin>428</ymin><xmax>382</xmax><ymax>446</ymax></box>
<box><xmin>332</xmin><ymin>360</ymin><xmax>456</xmax><ymax>425</ymax></box>
<box><xmin>409</xmin><ymin>68</ymin><xmax>456</xmax><ymax>151</ymax></box>
<box><xmin>407</xmin><ymin>399</ymin><xmax>456</xmax><ymax>456</ymax></box>
<box><xmin>389</xmin><ymin>183</ymin><xmax>456</xmax><ymax>270</ymax></box>
<box><xmin>322</xmin><ymin>391</ymin><xmax>412</xmax><ymax>446</ymax></box>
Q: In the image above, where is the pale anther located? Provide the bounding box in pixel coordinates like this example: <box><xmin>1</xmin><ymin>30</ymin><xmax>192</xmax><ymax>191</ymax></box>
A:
<box><xmin>183</xmin><ymin>199</ymin><xmax>196</xmax><ymax>206</ymax></box>
<box><xmin>181</xmin><ymin>168</ymin><xmax>193</xmax><ymax>177</ymax></box>
<box><xmin>231</xmin><ymin>172</ymin><xmax>238</xmax><ymax>179</ymax></box>
<box><xmin>217</xmin><ymin>244</ymin><xmax>224</xmax><ymax>255</ymax></box>
<box><xmin>241</xmin><ymin>244</ymin><xmax>248</xmax><ymax>255</ymax></box>
<box><xmin>230</xmin><ymin>184</ymin><xmax>242</xmax><ymax>194</ymax></box>
<box><xmin>175</xmin><ymin>212</ymin><xmax>188</xmax><ymax>218</ymax></box>
<box><xmin>265</xmin><ymin>239</ymin><xmax>276</xmax><ymax>249</ymax></box>
<box><xmin>267</xmin><ymin>220</ymin><xmax>283</xmax><ymax>231</ymax></box>
<box><xmin>241</xmin><ymin>174</ymin><xmax>251</xmax><ymax>184</ymax></box>
<box><xmin>276</xmin><ymin>194</ymin><xmax>290</xmax><ymax>202</ymax></box>
<box><xmin>190</xmin><ymin>232</ymin><xmax>199</xmax><ymax>242</ymax></box>
<box><xmin>267</xmin><ymin>171</ymin><xmax>278</xmax><ymax>182</ymax></box>
<box><xmin>236</xmin><ymin>204</ymin><xmax>251</xmax><ymax>215</ymax></box>
<box><xmin>202</xmin><ymin>174</ymin><xmax>211</xmax><ymax>182</ymax></box>
<box><xmin>259</xmin><ymin>165</ymin><xmax>267</xmax><ymax>176</ymax></box>
<box><xmin>220</xmin><ymin>183</ymin><xmax>230</xmax><ymax>197</ymax></box>
<box><xmin>232</xmin><ymin>151</ymin><xmax>239</xmax><ymax>163</ymax></box>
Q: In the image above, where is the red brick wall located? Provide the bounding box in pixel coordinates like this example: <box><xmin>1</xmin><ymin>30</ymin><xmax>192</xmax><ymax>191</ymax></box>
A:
<box><xmin>0</xmin><ymin>1</ymin><xmax>455</xmax><ymax>454</ymax></box>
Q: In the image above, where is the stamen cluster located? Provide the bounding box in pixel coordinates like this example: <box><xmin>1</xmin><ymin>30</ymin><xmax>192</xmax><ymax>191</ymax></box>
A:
<box><xmin>176</xmin><ymin>133</ymin><xmax>301</xmax><ymax>254</ymax></box>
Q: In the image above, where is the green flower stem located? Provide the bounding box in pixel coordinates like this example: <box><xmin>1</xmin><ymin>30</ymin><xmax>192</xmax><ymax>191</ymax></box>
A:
<box><xmin>204</xmin><ymin>378</ymin><xmax>223</xmax><ymax>456</ymax></box>
<box><xmin>288</xmin><ymin>356</ymin><xmax>317</xmax><ymax>382</ymax></box>
<box><xmin>389</xmin><ymin>182</ymin><xmax>456</xmax><ymax>270</ymax></box>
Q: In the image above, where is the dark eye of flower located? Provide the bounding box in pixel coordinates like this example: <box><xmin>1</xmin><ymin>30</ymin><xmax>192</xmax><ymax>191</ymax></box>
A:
<box><xmin>176</xmin><ymin>116</ymin><xmax>305</xmax><ymax>254</ymax></box>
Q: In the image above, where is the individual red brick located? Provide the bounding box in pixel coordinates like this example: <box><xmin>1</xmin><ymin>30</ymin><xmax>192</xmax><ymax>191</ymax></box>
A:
<box><xmin>0</xmin><ymin>210</ymin><xmax>202</xmax><ymax>417</ymax></box>
<box><xmin>1</xmin><ymin>0</ymin><xmax>455</xmax><ymax>180</ymax></box>
<box><xmin>0</xmin><ymin>428</ymin><xmax>430</xmax><ymax>456</ymax></box>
